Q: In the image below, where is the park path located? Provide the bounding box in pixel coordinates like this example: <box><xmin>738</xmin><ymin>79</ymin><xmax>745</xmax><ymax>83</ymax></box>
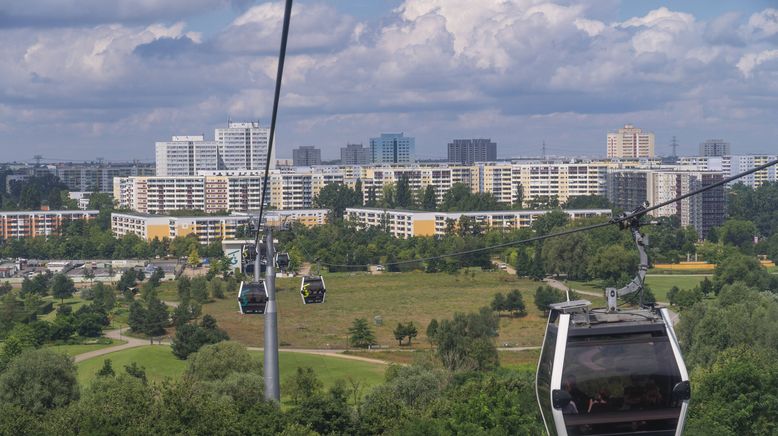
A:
<box><xmin>73</xmin><ymin>329</ymin><xmax>148</xmax><ymax>363</ymax></box>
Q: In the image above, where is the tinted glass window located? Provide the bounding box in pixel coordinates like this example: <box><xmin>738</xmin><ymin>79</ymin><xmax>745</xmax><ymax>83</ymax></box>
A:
<box><xmin>536</xmin><ymin>324</ymin><xmax>558</xmax><ymax>436</ymax></box>
<box><xmin>560</xmin><ymin>333</ymin><xmax>682</xmax><ymax>435</ymax></box>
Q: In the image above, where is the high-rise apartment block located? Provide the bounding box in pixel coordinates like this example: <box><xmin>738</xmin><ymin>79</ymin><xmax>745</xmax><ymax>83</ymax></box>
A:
<box><xmin>215</xmin><ymin>121</ymin><xmax>274</xmax><ymax>171</ymax></box>
<box><xmin>0</xmin><ymin>210</ymin><xmax>98</xmax><ymax>240</ymax></box>
<box><xmin>607</xmin><ymin>124</ymin><xmax>655</xmax><ymax>158</ymax></box>
<box><xmin>292</xmin><ymin>146</ymin><xmax>322</xmax><ymax>166</ymax></box>
<box><xmin>607</xmin><ymin>169</ymin><xmax>725</xmax><ymax>238</ymax></box>
<box><xmin>155</xmin><ymin>136</ymin><xmax>219</xmax><ymax>176</ymax></box>
<box><xmin>340</xmin><ymin>144</ymin><xmax>371</xmax><ymax>165</ymax></box>
<box><xmin>699</xmin><ymin>139</ymin><xmax>730</xmax><ymax>157</ymax></box>
<box><xmin>56</xmin><ymin>162</ymin><xmax>155</xmax><ymax>192</ymax></box>
<box><xmin>369</xmin><ymin>133</ymin><xmax>415</xmax><ymax>164</ymax></box>
<box><xmin>447</xmin><ymin>139</ymin><xmax>497</xmax><ymax>164</ymax></box>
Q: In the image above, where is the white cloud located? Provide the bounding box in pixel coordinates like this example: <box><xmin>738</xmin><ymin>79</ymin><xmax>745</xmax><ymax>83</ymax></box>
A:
<box><xmin>737</xmin><ymin>49</ymin><xmax>778</xmax><ymax>77</ymax></box>
<box><xmin>747</xmin><ymin>8</ymin><xmax>778</xmax><ymax>38</ymax></box>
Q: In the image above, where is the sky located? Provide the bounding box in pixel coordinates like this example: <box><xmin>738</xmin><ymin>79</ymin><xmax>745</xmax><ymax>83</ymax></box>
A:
<box><xmin>1</xmin><ymin>1</ymin><xmax>777</xmax><ymax>162</ymax></box>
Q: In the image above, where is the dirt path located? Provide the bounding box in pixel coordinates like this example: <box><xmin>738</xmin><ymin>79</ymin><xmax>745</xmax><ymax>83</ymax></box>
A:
<box><xmin>73</xmin><ymin>329</ymin><xmax>149</xmax><ymax>363</ymax></box>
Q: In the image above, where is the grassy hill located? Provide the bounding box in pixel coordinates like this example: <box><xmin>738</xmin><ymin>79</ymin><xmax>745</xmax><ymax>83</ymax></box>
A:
<box><xmin>205</xmin><ymin>270</ymin><xmax>556</xmax><ymax>349</ymax></box>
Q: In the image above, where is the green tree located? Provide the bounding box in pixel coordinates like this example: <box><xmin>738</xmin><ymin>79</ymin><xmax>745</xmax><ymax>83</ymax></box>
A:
<box><xmin>719</xmin><ymin>219</ymin><xmax>758</xmax><ymax>253</ymax></box>
<box><xmin>210</xmin><ymin>279</ymin><xmax>225</xmax><ymax>299</ymax></box>
<box><xmin>177</xmin><ymin>276</ymin><xmax>191</xmax><ymax>302</ymax></box>
<box><xmin>534</xmin><ymin>285</ymin><xmax>565</xmax><ymax>315</ymax></box>
<box><xmin>542</xmin><ymin>232</ymin><xmax>591</xmax><ymax>280</ymax></box>
<box><xmin>127</xmin><ymin>301</ymin><xmax>147</xmax><ymax>334</ymax></box>
<box><xmin>490</xmin><ymin>292</ymin><xmax>506</xmax><ymax>314</ymax></box>
<box><xmin>562</xmin><ymin>195</ymin><xmax>611</xmax><ymax>209</ymax></box>
<box><xmin>284</xmin><ymin>367</ymin><xmax>323</xmax><ymax>406</ymax></box>
<box><xmin>97</xmin><ymin>359</ymin><xmax>115</xmax><ymax>377</ymax></box>
<box><xmin>505</xmin><ymin>289</ymin><xmax>526</xmax><ymax>316</ymax></box>
<box><xmin>433</xmin><ymin>307</ymin><xmax>499</xmax><ymax>371</ymax></box>
<box><xmin>190</xmin><ymin>277</ymin><xmax>209</xmax><ymax>304</ymax></box>
<box><xmin>314</xmin><ymin>183</ymin><xmax>360</xmax><ymax>219</ymax></box>
<box><xmin>51</xmin><ymin>273</ymin><xmax>75</xmax><ymax>304</ymax></box>
<box><xmin>0</xmin><ymin>349</ymin><xmax>79</xmax><ymax>415</ymax></box>
<box><xmin>171</xmin><ymin>315</ymin><xmax>229</xmax><ymax>359</ymax></box>
<box><xmin>348</xmin><ymin>318</ymin><xmax>376</xmax><ymax>349</ymax></box>
<box><xmin>587</xmin><ymin>244</ymin><xmax>638</xmax><ymax>285</ymax></box>
<box><xmin>426</xmin><ymin>319</ymin><xmax>439</xmax><ymax>345</ymax></box>
<box><xmin>515</xmin><ymin>247</ymin><xmax>532</xmax><ymax>277</ymax></box>
<box><xmin>395</xmin><ymin>175</ymin><xmax>413</xmax><ymax>209</ymax></box>
<box><xmin>184</xmin><ymin>341</ymin><xmax>262</xmax><ymax>382</ymax></box>
<box><xmin>124</xmin><ymin>362</ymin><xmax>148</xmax><ymax>384</ymax></box>
<box><xmin>421</xmin><ymin>185</ymin><xmax>437</xmax><ymax>211</ymax></box>
<box><xmin>187</xmin><ymin>247</ymin><xmax>201</xmax><ymax>267</ymax></box>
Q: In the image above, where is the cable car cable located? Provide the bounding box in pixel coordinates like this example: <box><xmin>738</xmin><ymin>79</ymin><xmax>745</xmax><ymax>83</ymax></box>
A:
<box><xmin>312</xmin><ymin>157</ymin><xmax>778</xmax><ymax>269</ymax></box>
<box><xmin>254</xmin><ymin>0</ymin><xmax>293</xmax><ymax>246</ymax></box>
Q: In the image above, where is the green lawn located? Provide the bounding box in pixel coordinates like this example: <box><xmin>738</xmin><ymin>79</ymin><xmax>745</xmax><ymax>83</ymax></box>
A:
<box><xmin>46</xmin><ymin>339</ymin><xmax>126</xmax><ymax>357</ymax></box>
<box><xmin>41</xmin><ymin>296</ymin><xmax>87</xmax><ymax>321</ymax></box>
<box><xmin>77</xmin><ymin>346</ymin><xmax>387</xmax><ymax>401</ymax></box>
<box><xmin>156</xmin><ymin>281</ymin><xmax>180</xmax><ymax>302</ymax></box>
<box><xmin>204</xmin><ymin>270</ymin><xmax>553</xmax><ymax>349</ymax></box>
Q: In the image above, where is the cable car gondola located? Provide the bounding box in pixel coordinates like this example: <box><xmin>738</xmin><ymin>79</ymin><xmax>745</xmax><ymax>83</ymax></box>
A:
<box><xmin>241</xmin><ymin>242</ymin><xmax>267</xmax><ymax>276</ymax></box>
<box><xmin>536</xmin><ymin>207</ymin><xmax>690</xmax><ymax>436</ymax></box>
<box><xmin>300</xmin><ymin>275</ymin><xmax>325</xmax><ymax>304</ymax></box>
<box><xmin>237</xmin><ymin>280</ymin><xmax>269</xmax><ymax>314</ymax></box>
<box><xmin>276</xmin><ymin>252</ymin><xmax>290</xmax><ymax>272</ymax></box>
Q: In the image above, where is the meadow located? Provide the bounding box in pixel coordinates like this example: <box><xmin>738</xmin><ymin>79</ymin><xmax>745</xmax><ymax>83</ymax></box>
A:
<box><xmin>204</xmin><ymin>270</ymin><xmax>551</xmax><ymax>349</ymax></box>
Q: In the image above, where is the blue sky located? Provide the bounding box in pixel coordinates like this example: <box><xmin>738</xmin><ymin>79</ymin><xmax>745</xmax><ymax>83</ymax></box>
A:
<box><xmin>0</xmin><ymin>0</ymin><xmax>777</xmax><ymax>161</ymax></box>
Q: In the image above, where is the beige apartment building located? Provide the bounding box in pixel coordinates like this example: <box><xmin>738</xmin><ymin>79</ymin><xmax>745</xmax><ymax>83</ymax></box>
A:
<box><xmin>607</xmin><ymin>124</ymin><xmax>655</xmax><ymax>158</ymax></box>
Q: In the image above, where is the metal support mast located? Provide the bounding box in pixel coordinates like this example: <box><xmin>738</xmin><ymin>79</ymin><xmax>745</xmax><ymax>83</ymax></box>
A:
<box><xmin>263</xmin><ymin>229</ymin><xmax>280</xmax><ymax>401</ymax></box>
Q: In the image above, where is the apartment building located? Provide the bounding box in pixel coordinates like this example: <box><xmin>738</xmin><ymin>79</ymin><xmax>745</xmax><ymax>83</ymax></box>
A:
<box><xmin>448</xmin><ymin>139</ymin><xmax>497</xmax><ymax>164</ymax></box>
<box><xmin>0</xmin><ymin>210</ymin><xmax>99</xmax><ymax>240</ymax></box>
<box><xmin>606</xmin><ymin>169</ymin><xmax>725</xmax><ymax>238</ymax></box>
<box><xmin>112</xmin><ymin>209</ymin><xmax>328</xmax><ymax>243</ymax></box>
<box><xmin>215</xmin><ymin>121</ymin><xmax>274</xmax><ymax>171</ymax></box>
<box><xmin>699</xmin><ymin>139</ymin><xmax>730</xmax><ymax>157</ymax></box>
<box><xmin>292</xmin><ymin>146</ymin><xmax>322</xmax><ymax>166</ymax></box>
<box><xmin>345</xmin><ymin>208</ymin><xmax>611</xmax><ymax>239</ymax></box>
<box><xmin>340</xmin><ymin>144</ymin><xmax>371</xmax><ymax>165</ymax></box>
<box><xmin>155</xmin><ymin>136</ymin><xmax>219</xmax><ymax>176</ymax></box>
<box><xmin>56</xmin><ymin>162</ymin><xmax>155</xmax><ymax>192</ymax></box>
<box><xmin>370</xmin><ymin>133</ymin><xmax>416</xmax><ymax>164</ymax></box>
<box><xmin>607</xmin><ymin>124</ymin><xmax>655</xmax><ymax>158</ymax></box>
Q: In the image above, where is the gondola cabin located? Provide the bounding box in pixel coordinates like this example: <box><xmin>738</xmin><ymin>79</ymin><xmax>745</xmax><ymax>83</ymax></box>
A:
<box><xmin>241</xmin><ymin>243</ymin><xmax>267</xmax><ymax>276</ymax></box>
<box><xmin>300</xmin><ymin>276</ymin><xmax>326</xmax><ymax>304</ymax></box>
<box><xmin>276</xmin><ymin>252</ymin><xmax>290</xmax><ymax>271</ymax></box>
<box><xmin>238</xmin><ymin>280</ymin><xmax>269</xmax><ymax>314</ymax></box>
<box><xmin>536</xmin><ymin>300</ymin><xmax>690</xmax><ymax>436</ymax></box>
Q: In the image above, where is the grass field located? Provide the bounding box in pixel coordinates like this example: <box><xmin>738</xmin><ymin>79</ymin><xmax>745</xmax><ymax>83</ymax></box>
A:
<box><xmin>46</xmin><ymin>339</ymin><xmax>126</xmax><ymax>357</ymax></box>
<box><xmin>204</xmin><ymin>270</ymin><xmax>551</xmax><ymax>349</ymax></box>
<box><xmin>77</xmin><ymin>346</ymin><xmax>387</xmax><ymax>401</ymax></box>
<box><xmin>568</xmin><ymin>275</ymin><xmax>707</xmax><ymax>302</ymax></box>
<box><xmin>41</xmin><ymin>295</ymin><xmax>87</xmax><ymax>321</ymax></box>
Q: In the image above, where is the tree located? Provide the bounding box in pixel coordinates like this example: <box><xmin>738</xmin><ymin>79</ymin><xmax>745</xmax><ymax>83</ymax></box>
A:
<box><xmin>177</xmin><ymin>276</ymin><xmax>191</xmax><ymax>302</ymax></box>
<box><xmin>534</xmin><ymin>285</ymin><xmax>565</xmax><ymax>314</ymax></box>
<box><xmin>124</xmin><ymin>362</ymin><xmax>148</xmax><ymax>384</ymax></box>
<box><xmin>171</xmin><ymin>316</ymin><xmax>229</xmax><ymax>359</ymax></box>
<box><xmin>148</xmin><ymin>267</ymin><xmax>165</xmax><ymax>287</ymax></box>
<box><xmin>184</xmin><ymin>341</ymin><xmax>262</xmax><ymax>382</ymax></box>
<box><xmin>348</xmin><ymin>318</ymin><xmax>376</xmax><ymax>349</ymax></box>
<box><xmin>563</xmin><ymin>195</ymin><xmax>611</xmax><ymax>209</ymax></box>
<box><xmin>392</xmin><ymin>322</ymin><xmax>418</xmax><ymax>346</ymax></box>
<box><xmin>434</xmin><ymin>308</ymin><xmax>499</xmax><ymax>371</ymax></box>
<box><xmin>82</xmin><ymin>267</ymin><xmax>95</xmax><ymax>284</ymax></box>
<box><xmin>395</xmin><ymin>175</ymin><xmax>413</xmax><ymax>209</ymax></box>
<box><xmin>210</xmin><ymin>279</ymin><xmax>225</xmax><ymax>299</ymax></box>
<box><xmin>426</xmin><ymin>319</ymin><xmax>439</xmax><ymax>345</ymax></box>
<box><xmin>719</xmin><ymin>219</ymin><xmax>758</xmax><ymax>253</ymax></box>
<box><xmin>127</xmin><ymin>301</ymin><xmax>147</xmax><ymax>334</ymax></box>
<box><xmin>188</xmin><ymin>247</ymin><xmax>201</xmax><ymax>267</ymax></box>
<box><xmin>97</xmin><ymin>359</ymin><xmax>115</xmax><ymax>377</ymax></box>
<box><xmin>51</xmin><ymin>273</ymin><xmax>75</xmax><ymax>304</ymax></box>
<box><xmin>421</xmin><ymin>185</ymin><xmax>437</xmax><ymax>211</ymax></box>
<box><xmin>542</xmin><ymin>232</ymin><xmax>591</xmax><ymax>280</ymax></box>
<box><xmin>284</xmin><ymin>367</ymin><xmax>323</xmax><ymax>406</ymax></box>
<box><xmin>587</xmin><ymin>244</ymin><xmax>638</xmax><ymax>285</ymax></box>
<box><xmin>0</xmin><ymin>282</ymin><xmax>11</xmax><ymax>298</ymax></box>
<box><xmin>0</xmin><ymin>349</ymin><xmax>79</xmax><ymax>415</ymax></box>
<box><xmin>144</xmin><ymin>297</ymin><xmax>169</xmax><ymax>337</ymax></box>
<box><xmin>515</xmin><ymin>247</ymin><xmax>532</xmax><ymax>277</ymax></box>
<box><xmin>314</xmin><ymin>183</ymin><xmax>360</xmax><ymax>220</ymax></box>
<box><xmin>491</xmin><ymin>292</ymin><xmax>506</xmax><ymax>314</ymax></box>
<box><xmin>505</xmin><ymin>289</ymin><xmax>526</xmax><ymax>316</ymax></box>
<box><xmin>190</xmin><ymin>277</ymin><xmax>209</xmax><ymax>304</ymax></box>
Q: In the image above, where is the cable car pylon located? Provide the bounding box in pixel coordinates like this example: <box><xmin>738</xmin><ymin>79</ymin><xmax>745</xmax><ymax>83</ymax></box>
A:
<box><xmin>262</xmin><ymin>229</ymin><xmax>280</xmax><ymax>401</ymax></box>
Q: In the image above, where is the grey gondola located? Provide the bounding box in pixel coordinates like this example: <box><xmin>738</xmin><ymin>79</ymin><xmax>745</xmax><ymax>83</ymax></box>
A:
<box><xmin>300</xmin><ymin>276</ymin><xmax>326</xmax><ymax>304</ymax></box>
<box><xmin>536</xmin><ymin>207</ymin><xmax>690</xmax><ymax>435</ymax></box>
<box><xmin>237</xmin><ymin>280</ymin><xmax>269</xmax><ymax>314</ymax></box>
<box><xmin>276</xmin><ymin>252</ymin><xmax>290</xmax><ymax>271</ymax></box>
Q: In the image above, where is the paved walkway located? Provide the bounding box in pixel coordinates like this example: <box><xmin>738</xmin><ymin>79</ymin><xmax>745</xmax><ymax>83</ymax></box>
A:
<box><xmin>73</xmin><ymin>329</ymin><xmax>149</xmax><ymax>363</ymax></box>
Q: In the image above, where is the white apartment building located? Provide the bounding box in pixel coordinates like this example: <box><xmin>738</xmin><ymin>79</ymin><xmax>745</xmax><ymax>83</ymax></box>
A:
<box><xmin>155</xmin><ymin>136</ymin><xmax>219</xmax><ymax>176</ymax></box>
<box><xmin>215</xmin><ymin>121</ymin><xmax>274</xmax><ymax>171</ymax></box>
<box><xmin>607</xmin><ymin>124</ymin><xmax>655</xmax><ymax>158</ymax></box>
<box><xmin>112</xmin><ymin>209</ymin><xmax>328</xmax><ymax>243</ymax></box>
<box><xmin>345</xmin><ymin>208</ymin><xmax>611</xmax><ymax>239</ymax></box>
<box><xmin>727</xmin><ymin>155</ymin><xmax>777</xmax><ymax>188</ymax></box>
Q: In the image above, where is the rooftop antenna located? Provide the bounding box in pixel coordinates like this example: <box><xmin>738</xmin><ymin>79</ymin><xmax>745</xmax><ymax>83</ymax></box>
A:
<box><xmin>542</xmin><ymin>140</ymin><xmax>547</xmax><ymax>160</ymax></box>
